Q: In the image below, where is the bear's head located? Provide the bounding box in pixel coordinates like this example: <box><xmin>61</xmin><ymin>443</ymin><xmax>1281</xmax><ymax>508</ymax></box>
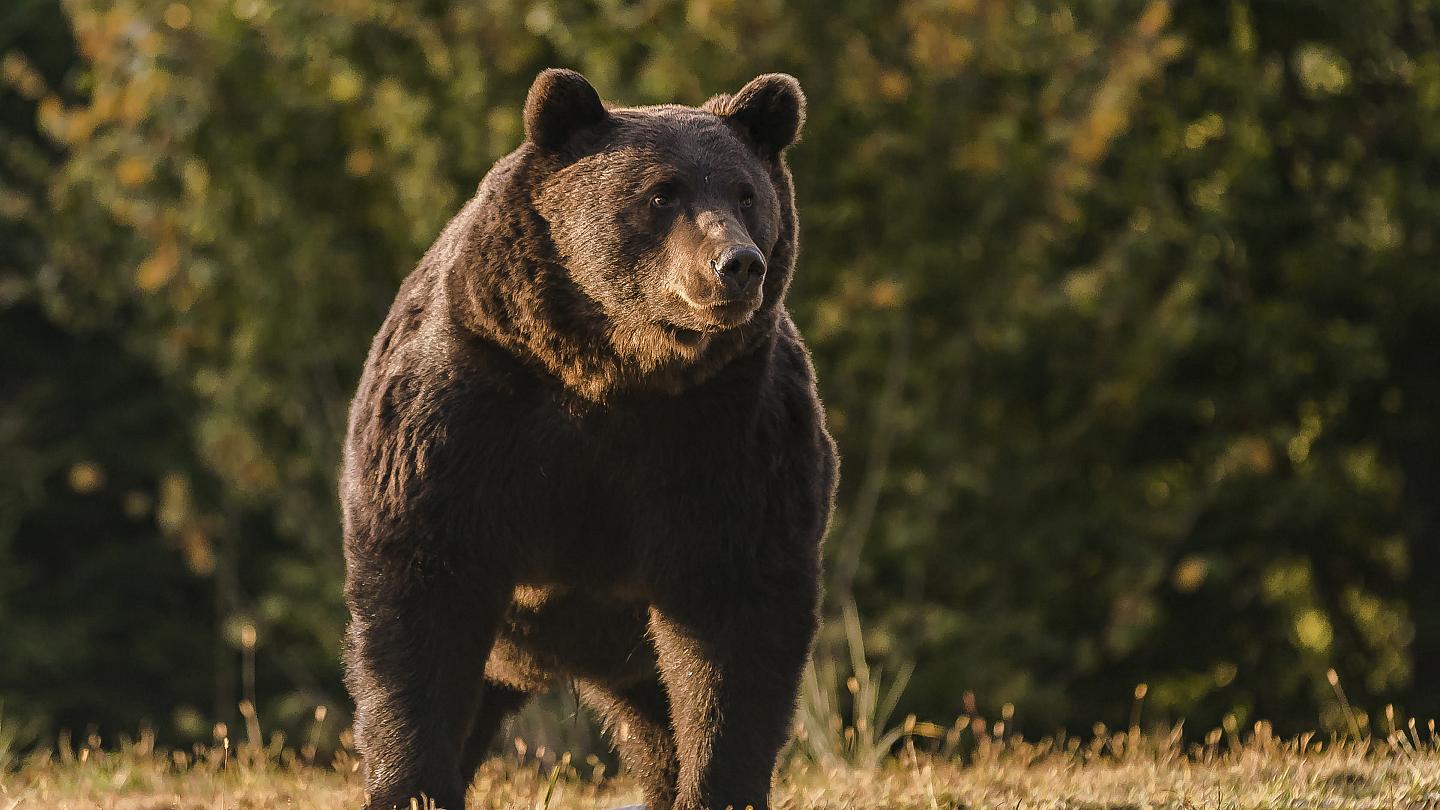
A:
<box><xmin>453</xmin><ymin>70</ymin><xmax>805</xmax><ymax>399</ymax></box>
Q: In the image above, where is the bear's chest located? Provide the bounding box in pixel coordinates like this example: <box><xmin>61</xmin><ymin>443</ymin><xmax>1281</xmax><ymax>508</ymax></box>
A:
<box><xmin>537</xmin><ymin>394</ymin><xmax>768</xmax><ymax>508</ymax></box>
<box><xmin>483</xmin><ymin>384</ymin><xmax>778</xmax><ymax>584</ymax></box>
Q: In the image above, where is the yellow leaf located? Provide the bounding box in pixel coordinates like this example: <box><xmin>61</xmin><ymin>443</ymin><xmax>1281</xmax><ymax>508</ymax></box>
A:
<box><xmin>116</xmin><ymin>155</ymin><xmax>153</xmax><ymax>187</ymax></box>
<box><xmin>164</xmin><ymin>3</ymin><xmax>192</xmax><ymax>30</ymax></box>
<box><xmin>68</xmin><ymin>461</ymin><xmax>106</xmax><ymax>494</ymax></box>
<box><xmin>345</xmin><ymin>148</ymin><xmax>375</xmax><ymax>177</ymax></box>
<box><xmin>136</xmin><ymin>239</ymin><xmax>180</xmax><ymax>291</ymax></box>
<box><xmin>1136</xmin><ymin>1</ymin><xmax>1171</xmax><ymax>38</ymax></box>
<box><xmin>329</xmin><ymin>68</ymin><xmax>363</xmax><ymax>102</ymax></box>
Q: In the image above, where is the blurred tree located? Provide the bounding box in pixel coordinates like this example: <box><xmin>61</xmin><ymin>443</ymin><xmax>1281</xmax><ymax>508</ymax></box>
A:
<box><xmin>0</xmin><ymin>0</ymin><xmax>221</xmax><ymax>740</ymax></box>
<box><xmin>2</xmin><ymin>0</ymin><xmax>1437</xmax><ymax>745</ymax></box>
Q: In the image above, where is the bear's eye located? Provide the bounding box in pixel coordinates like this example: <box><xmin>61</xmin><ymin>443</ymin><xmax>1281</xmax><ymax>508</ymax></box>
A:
<box><xmin>650</xmin><ymin>194</ymin><xmax>673</xmax><ymax>209</ymax></box>
<box><xmin>739</xmin><ymin>193</ymin><xmax>755</xmax><ymax>209</ymax></box>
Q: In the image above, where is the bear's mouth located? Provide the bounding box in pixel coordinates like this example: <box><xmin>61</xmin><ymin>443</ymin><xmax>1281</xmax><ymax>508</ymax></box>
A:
<box><xmin>657</xmin><ymin>321</ymin><xmax>709</xmax><ymax>347</ymax></box>
<box><xmin>668</xmin><ymin>284</ymin><xmax>762</xmax><ymax>330</ymax></box>
<box><xmin>658</xmin><ymin>297</ymin><xmax>756</xmax><ymax>345</ymax></box>
<box><xmin>707</xmin><ymin>298</ymin><xmax>762</xmax><ymax>323</ymax></box>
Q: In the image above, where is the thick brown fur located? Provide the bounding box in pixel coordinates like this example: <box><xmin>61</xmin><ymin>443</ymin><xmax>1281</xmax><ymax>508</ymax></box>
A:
<box><xmin>341</xmin><ymin>69</ymin><xmax>837</xmax><ymax>810</ymax></box>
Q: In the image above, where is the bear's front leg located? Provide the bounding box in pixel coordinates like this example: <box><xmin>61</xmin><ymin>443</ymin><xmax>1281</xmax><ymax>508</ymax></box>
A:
<box><xmin>648</xmin><ymin>564</ymin><xmax>820</xmax><ymax>810</ymax></box>
<box><xmin>345</xmin><ymin>562</ymin><xmax>506</xmax><ymax>810</ymax></box>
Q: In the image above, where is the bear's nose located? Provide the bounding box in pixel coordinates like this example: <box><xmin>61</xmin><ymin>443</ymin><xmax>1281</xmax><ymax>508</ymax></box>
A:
<box><xmin>712</xmin><ymin>246</ymin><xmax>766</xmax><ymax>296</ymax></box>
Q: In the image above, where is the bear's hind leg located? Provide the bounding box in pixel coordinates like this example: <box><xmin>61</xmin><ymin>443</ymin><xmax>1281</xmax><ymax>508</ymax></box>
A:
<box><xmin>458</xmin><ymin>681</ymin><xmax>532</xmax><ymax>790</ymax></box>
<box><xmin>580</xmin><ymin>677</ymin><xmax>679</xmax><ymax>810</ymax></box>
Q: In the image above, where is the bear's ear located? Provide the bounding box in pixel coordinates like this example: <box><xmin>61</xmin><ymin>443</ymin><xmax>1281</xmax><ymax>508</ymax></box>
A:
<box><xmin>706</xmin><ymin>73</ymin><xmax>806</xmax><ymax>158</ymax></box>
<box><xmin>524</xmin><ymin>68</ymin><xmax>609</xmax><ymax>150</ymax></box>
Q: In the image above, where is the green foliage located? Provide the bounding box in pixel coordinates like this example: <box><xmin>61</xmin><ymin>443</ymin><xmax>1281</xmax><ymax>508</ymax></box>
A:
<box><xmin>3</xmin><ymin>0</ymin><xmax>1440</xmax><ymax>745</ymax></box>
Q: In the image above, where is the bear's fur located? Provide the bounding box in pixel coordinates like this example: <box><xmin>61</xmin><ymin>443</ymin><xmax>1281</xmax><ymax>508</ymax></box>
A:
<box><xmin>341</xmin><ymin>69</ymin><xmax>837</xmax><ymax>810</ymax></box>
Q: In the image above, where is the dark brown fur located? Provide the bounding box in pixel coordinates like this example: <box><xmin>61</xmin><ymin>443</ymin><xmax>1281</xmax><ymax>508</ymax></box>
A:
<box><xmin>341</xmin><ymin>69</ymin><xmax>837</xmax><ymax>810</ymax></box>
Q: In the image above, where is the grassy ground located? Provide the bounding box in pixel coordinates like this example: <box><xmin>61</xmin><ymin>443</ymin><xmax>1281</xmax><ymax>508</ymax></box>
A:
<box><xmin>2</xmin><ymin>725</ymin><xmax>1438</xmax><ymax>810</ymax></box>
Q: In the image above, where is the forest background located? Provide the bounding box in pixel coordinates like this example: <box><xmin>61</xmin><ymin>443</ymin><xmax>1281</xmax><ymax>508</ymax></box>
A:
<box><xmin>4</xmin><ymin>0</ymin><xmax>1440</xmax><ymax>754</ymax></box>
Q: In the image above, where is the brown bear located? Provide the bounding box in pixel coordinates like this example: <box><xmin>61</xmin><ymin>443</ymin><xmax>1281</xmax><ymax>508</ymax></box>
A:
<box><xmin>340</xmin><ymin>68</ymin><xmax>837</xmax><ymax>810</ymax></box>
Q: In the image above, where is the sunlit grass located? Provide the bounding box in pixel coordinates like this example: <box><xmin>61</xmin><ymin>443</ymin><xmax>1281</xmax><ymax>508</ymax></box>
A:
<box><xmin>3</xmin><ymin>636</ymin><xmax>1436</xmax><ymax>808</ymax></box>
<box><xmin>1</xmin><ymin>718</ymin><xmax>1437</xmax><ymax>810</ymax></box>
<box><xmin>3</xmin><ymin>654</ymin><xmax>1438</xmax><ymax>808</ymax></box>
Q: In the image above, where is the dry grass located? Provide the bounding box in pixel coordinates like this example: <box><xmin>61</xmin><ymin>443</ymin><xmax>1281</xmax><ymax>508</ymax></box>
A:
<box><xmin>2</xmin><ymin>722</ymin><xmax>1438</xmax><ymax>810</ymax></box>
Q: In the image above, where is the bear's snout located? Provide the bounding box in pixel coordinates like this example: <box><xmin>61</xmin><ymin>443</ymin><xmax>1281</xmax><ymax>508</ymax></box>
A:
<box><xmin>668</xmin><ymin>240</ymin><xmax>767</xmax><ymax>330</ymax></box>
<box><xmin>710</xmin><ymin>245</ymin><xmax>767</xmax><ymax>298</ymax></box>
